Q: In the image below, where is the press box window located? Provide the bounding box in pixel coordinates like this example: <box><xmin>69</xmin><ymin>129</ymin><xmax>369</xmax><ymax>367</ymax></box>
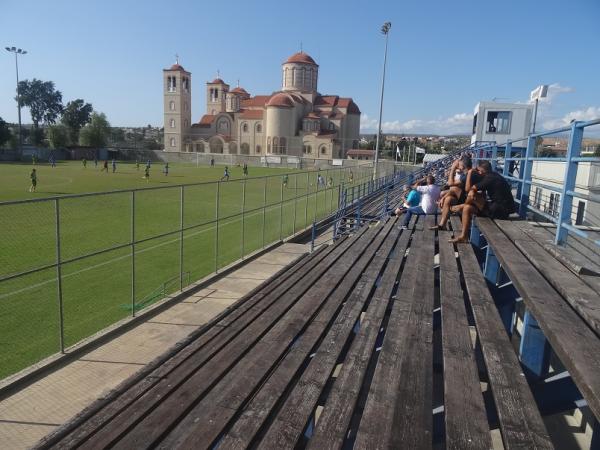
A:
<box><xmin>486</xmin><ymin>111</ymin><xmax>511</xmax><ymax>134</ymax></box>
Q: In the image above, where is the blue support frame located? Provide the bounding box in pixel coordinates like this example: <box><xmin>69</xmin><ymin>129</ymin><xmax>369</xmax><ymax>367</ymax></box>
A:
<box><xmin>484</xmin><ymin>246</ymin><xmax>500</xmax><ymax>284</ymax></box>
<box><xmin>519</xmin><ymin>310</ymin><xmax>551</xmax><ymax>380</ymax></box>
<box><xmin>503</xmin><ymin>141</ymin><xmax>512</xmax><ymax>177</ymax></box>
<box><xmin>556</xmin><ymin>121</ymin><xmax>584</xmax><ymax>246</ymax></box>
<box><xmin>518</xmin><ymin>136</ymin><xmax>536</xmax><ymax>218</ymax></box>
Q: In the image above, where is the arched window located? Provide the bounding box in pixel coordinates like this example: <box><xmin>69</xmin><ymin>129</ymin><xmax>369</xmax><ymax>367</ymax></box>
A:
<box><xmin>242</xmin><ymin>123</ymin><xmax>248</xmax><ymax>133</ymax></box>
<box><xmin>272</xmin><ymin>137</ymin><xmax>279</xmax><ymax>154</ymax></box>
<box><xmin>196</xmin><ymin>142</ymin><xmax>205</xmax><ymax>153</ymax></box>
<box><xmin>170</xmin><ymin>137</ymin><xmax>176</xmax><ymax>147</ymax></box>
<box><xmin>240</xmin><ymin>143</ymin><xmax>250</xmax><ymax>154</ymax></box>
<box><xmin>328</xmin><ymin>122</ymin><xmax>335</xmax><ymax>130</ymax></box>
<box><xmin>209</xmin><ymin>137</ymin><xmax>223</xmax><ymax>154</ymax></box>
<box><xmin>320</xmin><ymin>145</ymin><xmax>327</xmax><ymax>155</ymax></box>
<box><xmin>280</xmin><ymin>137</ymin><xmax>286</xmax><ymax>154</ymax></box>
<box><xmin>256</xmin><ymin>145</ymin><xmax>261</xmax><ymax>154</ymax></box>
<box><xmin>169</xmin><ymin>101</ymin><xmax>176</xmax><ymax>111</ymax></box>
<box><xmin>256</xmin><ymin>123</ymin><xmax>262</xmax><ymax>133</ymax></box>
<box><xmin>217</xmin><ymin>118</ymin><xmax>230</xmax><ymax>134</ymax></box>
<box><xmin>303</xmin><ymin>145</ymin><xmax>312</xmax><ymax>154</ymax></box>
<box><xmin>170</xmin><ymin>119</ymin><xmax>175</xmax><ymax>128</ymax></box>
<box><xmin>229</xmin><ymin>142</ymin><xmax>238</xmax><ymax>154</ymax></box>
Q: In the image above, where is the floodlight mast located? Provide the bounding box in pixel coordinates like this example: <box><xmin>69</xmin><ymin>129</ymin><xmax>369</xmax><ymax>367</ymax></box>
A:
<box><xmin>5</xmin><ymin>46</ymin><xmax>28</xmax><ymax>153</ymax></box>
<box><xmin>373</xmin><ymin>22</ymin><xmax>391</xmax><ymax>180</ymax></box>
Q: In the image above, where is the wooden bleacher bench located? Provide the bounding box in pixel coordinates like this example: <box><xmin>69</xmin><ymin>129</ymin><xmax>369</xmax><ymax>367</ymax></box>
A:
<box><xmin>472</xmin><ymin>217</ymin><xmax>600</xmax><ymax>430</ymax></box>
<box><xmin>37</xmin><ymin>215</ymin><xmax>555</xmax><ymax>449</ymax></box>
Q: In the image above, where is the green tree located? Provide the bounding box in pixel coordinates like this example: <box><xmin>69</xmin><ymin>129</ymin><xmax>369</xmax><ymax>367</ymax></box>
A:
<box><xmin>17</xmin><ymin>79</ymin><xmax>63</xmax><ymax>129</ymax></box>
<box><xmin>47</xmin><ymin>124</ymin><xmax>69</xmax><ymax>149</ymax></box>
<box><xmin>0</xmin><ymin>117</ymin><xmax>11</xmax><ymax>148</ymax></box>
<box><xmin>61</xmin><ymin>99</ymin><xmax>93</xmax><ymax>144</ymax></box>
<box><xmin>595</xmin><ymin>144</ymin><xmax>600</xmax><ymax>157</ymax></box>
<box><xmin>79</xmin><ymin>112</ymin><xmax>110</xmax><ymax>148</ymax></box>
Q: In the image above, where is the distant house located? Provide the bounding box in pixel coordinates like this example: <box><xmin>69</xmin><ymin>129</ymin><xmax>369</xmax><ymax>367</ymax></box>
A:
<box><xmin>347</xmin><ymin>149</ymin><xmax>375</xmax><ymax>160</ymax></box>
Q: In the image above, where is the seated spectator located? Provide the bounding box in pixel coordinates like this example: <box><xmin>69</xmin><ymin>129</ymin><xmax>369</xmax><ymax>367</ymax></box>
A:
<box><xmin>449</xmin><ymin>160</ymin><xmax>516</xmax><ymax>243</ymax></box>
<box><xmin>400</xmin><ymin>175</ymin><xmax>441</xmax><ymax>229</ymax></box>
<box><xmin>394</xmin><ymin>184</ymin><xmax>421</xmax><ymax>215</ymax></box>
<box><xmin>430</xmin><ymin>156</ymin><xmax>475</xmax><ymax>230</ymax></box>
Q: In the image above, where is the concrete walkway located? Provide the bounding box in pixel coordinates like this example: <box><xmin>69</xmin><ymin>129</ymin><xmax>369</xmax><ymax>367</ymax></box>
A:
<box><xmin>0</xmin><ymin>243</ymin><xmax>308</xmax><ymax>450</ymax></box>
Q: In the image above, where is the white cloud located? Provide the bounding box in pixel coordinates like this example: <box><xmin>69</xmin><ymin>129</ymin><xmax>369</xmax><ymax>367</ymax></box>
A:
<box><xmin>360</xmin><ymin>112</ymin><xmax>472</xmax><ymax>135</ymax></box>
<box><xmin>542</xmin><ymin>106</ymin><xmax>600</xmax><ymax>129</ymax></box>
<box><xmin>536</xmin><ymin>83</ymin><xmax>574</xmax><ymax>105</ymax></box>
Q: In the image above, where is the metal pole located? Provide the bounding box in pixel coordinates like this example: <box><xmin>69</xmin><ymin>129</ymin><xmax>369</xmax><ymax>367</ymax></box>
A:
<box><xmin>374</xmin><ymin>23</ymin><xmax>390</xmax><ymax>183</ymax></box>
<box><xmin>241</xmin><ymin>179</ymin><xmax>246</xmax><ymax>258</ymax></box>
<box><xmin>279</xmin><ymin>176</ymin><xmax>284</xmax><ymax>240</ymax></box>
<box><xmin>532</xmin><ymin>98</ymin><xmax>539</xmax><ymax>134</ymax></box>
<box><xmin>305</xmin><ymin>171</ymin><xmax>309</xmax><ymax>228</ymax></box>
<box><xmin>293</xmin><ymin>174</ymin><xmax>298</xmax><ymax>234</ymax></box>
<box><xmin>54</xmin><ymin>199</ymin><xmax>65</xmax><ymax>353</ymax></box>
<box><xmin>262</xmin><ymin>176</ymin><xmax>267</xmax><ymax>248</ymax></box>
<box><xmin>131</xmin><ymin>191</ymin><xmax>136</xmax><ymax>316</ymax></box>
<box><xmin>215</xmin><ymin>182</ymin><xmax>220</xmax><ymax>272</ymax></box>
<box><xmin>179</xmin><ymin>185</ymin><xmax>184</xmax><ymax>291</ymax></box>
<box><xmin>314</xmin><ymin>177</ymin><xmax>318</xmax><ymax>223</ymax></box>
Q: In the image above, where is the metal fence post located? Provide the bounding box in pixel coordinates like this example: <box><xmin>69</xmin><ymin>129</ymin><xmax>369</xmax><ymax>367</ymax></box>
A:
<box><xmin>304</xmin><ymin>171</ymin><xmax>309</xmax><ymax>228</ymax></box>
<box><xmin>54</xmin><ymin>198</ymin><xmax>65</xmax><ymax>353</ymax></box>
<box><xmin>556</xmin><ymin>121</ymin><xmax>584</xmax><ymax>245</ymax></box>
<box><xmin>262</xmin><ymin>176</ymin><xmax>267</xmax><ymax>248</ymax></box>
<box><xmin>241</xmin><ymin>179</ymin><xmax>246</xmax><ymax>258</ymax></box>
<box><xmin>179</xmin><ymin>185</ymin><xmax>184</xmax><ymax>291</ymax></box>
<box><xmin>503</xmin><ymin>141</ymin><xmax>513</xmax><ymax>177</ymax></box>
<box><xmin>279</xmin><ymin>176</ymin><xmax>284</xmax><ymax>240</ymax></box>
<box><xmin>491</xmin><ymin>145</ymin><xmax>498</xmax><ymax>172</ymax></box>
<box><xmin>215</xmin><ymin>181</ymin><xmax>220</xmax><ymax>272</ymax></box>
<box><xmin>518</xmin><ymin>136</ymin><xmax>536</xmax><ymax>218</ymax></box>
<box><xmin>293</xmin><ymin>174</ymin><xmax>298</xmax><ymax>234</ymax></box>
<box><xmin>131</xmin><ymin>191</ymin><xmax>136</xmax><ymax>316</ymax></box>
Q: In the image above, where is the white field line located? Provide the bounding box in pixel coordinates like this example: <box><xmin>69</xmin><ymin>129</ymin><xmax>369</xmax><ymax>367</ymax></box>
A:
<box><xmin>0</xmin><ymin>192</ymin><xmax>333</xmax><ymax>301</ymax></box>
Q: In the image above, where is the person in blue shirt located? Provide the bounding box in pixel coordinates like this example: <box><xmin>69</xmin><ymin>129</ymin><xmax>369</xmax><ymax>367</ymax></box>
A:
<box><xmin>394</xmin><ymin>184</ymin><xmax>421</xmax><ymax>216</ymax></box>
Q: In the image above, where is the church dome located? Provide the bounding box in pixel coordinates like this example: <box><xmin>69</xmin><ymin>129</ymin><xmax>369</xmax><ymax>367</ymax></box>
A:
<box><xmin>209</xmin><ymin>78</ymin><xmax>226</xmax><ymax>84</ymax></box>
<box><xmin>167</xmin><ymin>63</ymin><xmax>187</xmax><ymax>72</ymax></box>
<box><xmin>231</xmin><ymin>86</ymin><xmax>249</xmax><ymax>95</ymax></box>
<box><xmin>284</xmin><ymin>51</ymin><xmax>318</xmax><ymax>66</ymax></box>
<box><xmin>267</xmin><ymin>93</ymin><xmax>294</xmax><ymax>108</ymax></box>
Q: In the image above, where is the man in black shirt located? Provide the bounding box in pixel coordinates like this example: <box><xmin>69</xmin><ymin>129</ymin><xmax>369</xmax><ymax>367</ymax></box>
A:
<box><xmin>449</xmin><ymin>160</ymin><xmax>515</xmax><ymax>243</ymax></box>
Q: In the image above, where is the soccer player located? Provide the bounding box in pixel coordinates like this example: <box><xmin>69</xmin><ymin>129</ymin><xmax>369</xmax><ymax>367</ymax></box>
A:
<box><xmin>102</xmin><ymin>160</ymin><xmax>109</xmax><ymax>172</ymax></box>
<box><xmin>112</xmin><ymin>159</ymin><xmax>117</xmax><ymax>173</ymax></box>
<box><xmin>94</xmin><ymin>156</ymin><xmax>98</xmax><ymax>168</ymax></box>
<box><xmin>29</xmin><ymin>168</ymin><xmax>37</xmax><ymax>192</ymax></box>
<box><xmin>136</xmin><ymin>159</ymin><xmax>140</xmax><ymax>171</ymax></box>
<box><xmin>164</xmin><ymin>162</ymin><xmax>169</xmax><ymax>176</ymax></box>
<box><xmin>82</xmin><ymin>157</ymin><xmax>87</xmax><ymax>168</ymax></box>
<box><xmin>243</xmin><ymin>163</ymin><xmax>248</xmax><ymax>177</ymax></box>
<box><xmin>283</xmin><ymin>174</ymin><xmax>288</xmax><ymax>188</ymax></box>
<box><xmin>220</xmin><ymin>166</ymin><xmax>230</xmax><ymax>181</ymax></box>
<box><xmin>210</xmin><ymin>157</ymin><xmax>215</xmax><ymax>167</ymax></box>
<box><xmin>143</xmin><ymin>165</ymin><xmax>150</xmax><ymax>182</ymax></box>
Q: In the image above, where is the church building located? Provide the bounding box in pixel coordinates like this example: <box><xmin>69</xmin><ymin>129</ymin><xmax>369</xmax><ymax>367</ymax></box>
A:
<box><xmin>163</xmin><ymin>51</ymin><xmax>361</xmax><ymax>159</ymax></box>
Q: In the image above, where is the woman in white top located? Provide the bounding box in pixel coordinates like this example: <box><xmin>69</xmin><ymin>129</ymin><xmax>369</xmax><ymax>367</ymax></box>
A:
<box><xmin>401</xmin><ymin>175</ymin><xmax>441</xmax><ymax>228</ymax></box>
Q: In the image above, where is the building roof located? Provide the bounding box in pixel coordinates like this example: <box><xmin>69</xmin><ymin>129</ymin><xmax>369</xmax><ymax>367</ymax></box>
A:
<box><xmin>239</xmin><ymin>109</ymin><xmax>264</xmax><ymax>120</ymax></box>
<box><xmin>241</xmin><ymin>95</ymin><xmax>272</xmax><ymax>108</ymax></box>
<box><xmin>347</xmin><ymin>149</ymin><xmax>375</xmax><ymax>156</ymax></box>
<box><xmin>164</xmin><ymin>64</ymin><xmax>188</xmax><ymax>72</ymax></box>
<box><xmin>284</xmin><ymin>51</ymin><xmax>318</xmax><ymax>66</ymax></box>
<box><xmin>315</xmin><ymin>95</ymin><xmax>338</xmax><ymax>107</ymax></box>
<box><xmin>231</xmin><ymin>86</ymin><xmax>249</xmax><ymax>95</ymax></box>
<box><xmin>198</xmin><ymin>114</ymin><xmax>216</xmax><ymax>125</ymax></box>
<box><xmin>317</xmin><ymin>130</ymin><xmax>337</xmax><ymax>137</ymax></box>
<box><xmin>338</xmin><ymin>98</ymin><xmax>361</xmax><ymax>114</ymax></box>
<box><xmin>305</xmin><ymin>112</ymin><xmax>321</xmax><ymax>119</ymax></box>
<box><xmin>266</xmin><ymin>93</ymin><xmax>294</xmax><ymax>108</ymax></box>
<box><xmin>208</xmin><ymin>78</ymin><xmax>226</xmax><ymax>85</ymax></box>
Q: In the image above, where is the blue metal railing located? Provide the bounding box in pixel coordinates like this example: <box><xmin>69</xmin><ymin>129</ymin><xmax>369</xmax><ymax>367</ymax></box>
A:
<box><xmin>467</xmin><ymin>118</ymin><xmax>600</xmax><ymax>247</ymax></box>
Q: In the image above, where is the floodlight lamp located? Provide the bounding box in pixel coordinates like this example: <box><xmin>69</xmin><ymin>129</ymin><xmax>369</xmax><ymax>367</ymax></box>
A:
<box><xmin>11</xmin><ymin>46</ymin><xmax>16</xmax><ymax>51</ymax></box>
<box><xmin>5</xmin><ymin>47</ymin><xmax>10</xmax><ymax>51</ymax></box>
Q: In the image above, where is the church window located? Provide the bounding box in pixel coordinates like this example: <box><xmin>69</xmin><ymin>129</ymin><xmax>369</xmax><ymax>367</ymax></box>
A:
<box><xmin>272</xmin><ymin>137</ymin><xmax>279</xmax><ymax>154</ymax></box>
<box><xmin>196</xmin><ymin>142</ymin><xmax>205</xmax><ymax>153</ymax></box>
<box><xmin>240</xmin><ymin>143</ymin><xmax>250</xmax><ymax>154</ymax></box>
<box><xmin>320</xmin><ymin>145</ymin><xmax>327</xmax><ymax>155</ymax></box>
<box><xmin>242</xmin><ymin>123</ymin><xmax>248</xmax><ymax>133</ymax></box>
<box><xmin>303</xmin><ymin>145</ymin><xmax>312</xmax><ymax>154</ymax></box>
<box><xmin>169</xmin><ymin>101</ymin><xmax>176</xmax><ymax>111</ymax></box>
<box><xmin>256</xmin><ymin>145</ymin><xmax>261</xmax><ymax>154</ymax></box>
<box><xmin>168</xmin><ymin>76</ymin><xmax>176</xmax><ymax>92</ymax></box>
<box><xmin>170</xmin><ymin>119</ymin><xmax>175</xmax><ymax>128</ymax></box>
<box><xmin>256</xmin><ymin>123</ymin><xmax>262</xmax><ymax>133</ymax></box>
<box><xmin>170</xmin><ymin>137</ymin><xmax>176</xmax><ymax>147</ymax></box>
<box><xmin>329</xmin><ymin>122</ymin><xmax>335</xmax><ymax>130</ymax></box>
<box><xmin>217</xmin><ymin>118</ymin><xmax>230</xmax><ymax>133</ymax></box>
<box><xmin>280</xmin><ymin>137</ymin><xmax>286</xmax><ymax>154</ymax></box>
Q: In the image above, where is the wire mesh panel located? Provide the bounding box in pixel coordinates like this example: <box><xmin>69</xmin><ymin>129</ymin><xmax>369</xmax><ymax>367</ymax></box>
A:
<box><xmin>0</xmin><ymin>200</ymin><xmax>56</xmax><ymax>278</ymax></box>
<box><xmin>217</xmin><ymin>218</ymin><xmax>243</xmax><ymax>270</ymax></box>
<box><xmin>0</xmin><ymin>268</ymin><xmax>59</xmax><ymax>379</ymax></box>
<box><xmin>183</xmin><ymin>183</ymin><xmax>218</xmax><ymax>229</ymax></box>
<box><xmin>217</xmin><ymin>179</ymin><xmax>244</xmax><ymax>222</ymax></box>
<box><xmin>59</xmin><ymin>192</ymin><xmax>130</xmax><ymax>261</ymax></box>
<box><xmin>61</xmin><ymin>246</ymin><xmax>131</xmax><ymax>347</ymax></box>
<box><xmin>183</xmin><ymin>223</ymin><xmax>216</xmax><ymax>285</ymax></box>
<box><xmin>134</xmin><ymin>186</ymin><xmax>181</xmax><ymax>241</ymax></box>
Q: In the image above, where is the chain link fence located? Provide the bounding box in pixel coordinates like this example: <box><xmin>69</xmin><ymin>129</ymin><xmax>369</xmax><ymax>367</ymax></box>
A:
<box><xmin>0</xmin><ymin>162</ymin><xmax>405</xmax><ymax>381</ymax></box>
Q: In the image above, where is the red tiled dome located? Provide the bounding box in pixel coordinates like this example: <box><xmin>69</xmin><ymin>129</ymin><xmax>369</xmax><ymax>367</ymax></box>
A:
<box><xmin>284</xmin><ymin>51</ymin><xmax>317</xmax><ymax>66</ymax></box>
<box><xmin>209</xmin><ymin>78</ymin><xmax>225</xmax><ymax>84</ymax></box>
<box><xmin>167</xmin><ymin>64</ymin><xmax>186</xmax><ymax>72</ymax></box>
<box><xmin>266</xmin><ymin>93</ymin><xmax>294</xmax><ymax>108</ymax></box>
<box><xmin>231</xmin><ymin>87</ymin><xmax>249</xmax><ymax>95</ymax></box>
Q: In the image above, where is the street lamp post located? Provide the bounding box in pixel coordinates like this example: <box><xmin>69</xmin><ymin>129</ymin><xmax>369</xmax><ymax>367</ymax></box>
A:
<box><xmin>5</xmin><ymin>46</ymin><xmax>27</xmax><ymax>153</ymax></box>
<box><xmin>373</xmin><ymin>22</ymin><xmax>391</xmax><ymax>181</ymax></box>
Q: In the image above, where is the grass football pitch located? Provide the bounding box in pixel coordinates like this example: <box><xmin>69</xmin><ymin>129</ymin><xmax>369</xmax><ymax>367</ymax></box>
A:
<box><xmin>0</xmin><ymin>161</ymin><xmax>372</xmax><ymax>380</ymax></box>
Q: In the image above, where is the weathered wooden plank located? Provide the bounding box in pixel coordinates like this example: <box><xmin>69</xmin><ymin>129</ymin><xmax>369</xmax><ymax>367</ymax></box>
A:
<box><xmin>106</xmin><ymin>225</ymin><xmax>384</xmax><ymax>449</ymax></box>
<box><xmin>477</xmin><ymin>217</ymin><xmax>600</xmax><ymax>420</ymax></box>
<box><xmin>354</xmin><ymin>217</ymin><xmax>435</xmax><ymax>449</ymax></box>
<box><xmin>156</xmin><ymin>220</ymin><xmax>399</xmax><ymax>449</ymax></box>
<box><xmin>71</xmin><ymin>228</ymin><xmax>372</xmax><ymax>449</ymax></box>
<box><xmin>40</xmin><ymin>246</ymin><xmax>326</xmax><ymax>449</ymax></box>
<box><xmin>306</xmin><ymin>221</ymin><xmax>415</xmax><ymax>449</ymax></box>
<box><xmin>497</xmin><ymin>220</ymin><xmax>600</xmax><ymax>336</ymax></box>
<box><xmin>438</xmin><ymin>231</ymin><xmax>493</xmax><ymax>449</ymax></box>
<box><xmin>451</xmin><ymin>219</ymin><xmax>553</xmax><ymax>450</ymax></box>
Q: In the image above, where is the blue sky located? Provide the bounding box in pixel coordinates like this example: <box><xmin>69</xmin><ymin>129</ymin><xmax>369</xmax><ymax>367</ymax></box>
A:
<box><xmin>1</xmin><ymin>0</ymin><xmax>599</xmax><ymax>134</ymax></box>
